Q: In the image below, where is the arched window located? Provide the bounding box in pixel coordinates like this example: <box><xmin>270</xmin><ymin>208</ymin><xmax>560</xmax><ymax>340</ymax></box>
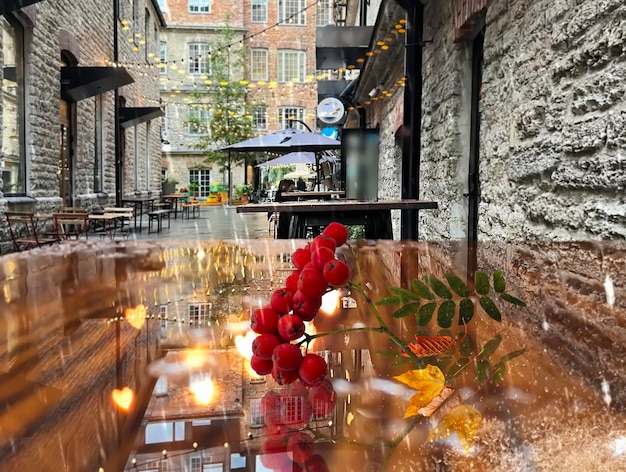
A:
<box><xmin>1</xmin><ymin>16</ymin><xmax>26</xmax><ymax>195</ymax></box>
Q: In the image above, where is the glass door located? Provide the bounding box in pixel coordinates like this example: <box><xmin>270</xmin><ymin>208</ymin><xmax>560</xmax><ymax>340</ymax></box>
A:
<box><xmin>59</xmin><ymin>101</ymin><xmax>73</xmax><ymax>207</ymax></box>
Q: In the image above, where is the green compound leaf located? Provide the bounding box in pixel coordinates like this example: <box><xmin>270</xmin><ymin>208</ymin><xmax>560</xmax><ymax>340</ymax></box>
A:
<box><xmin>478</xmin><ymin>335</ymin><xmax>502</xmax><ymax>361</ymax></box>
<box><xmin>475</xmin><ymin>271</ymin><xmax>490</xmax><ymax>295</ymax></box>
<box><xmin>375</xmin><ymin>296</ymin><xmax>403</xmax><ymax>306</ymax></box>
<box><xmin>416</xmin><ymin>302</ymin><xmax>437</xmax><ymax>326</ymax></box>
<box><xmin>475</xmin><ymin>359</ymin><xmax>491</xmax><ymax>383</ymax></box>
<box><xmin>500</xmin><ymin>293</ymin><xmax>526</xmax><ymax>307</ymax></box>
<box><xmin>411</xmin><ymin>278</ymin><xmax>435</xmax><ymax>300</ymax></box>
<box><xmin>376</xmin><ymin>349</ymin><xmax>402</xmax><ymax>359</ymax></box>
<box><xmin>460</xmin><ymin>333</ymin><xmax>475</xmax><ymax>357</ymax></box>
<box><xmin>458</xmin><ymin>298</ymin><xmax>474</xmax><ymax>325</ymax></box>
<box><xmin>437</xmin><ymin>300</ymin><xmax>456</xmax><ymax>329</ymax></box>
<box><xmin>499</xmin><ymin>348</ymin><xmax>526</xmax><ymax>363</ymax></box>
<box><xmin>493</xmin><ymin>362</ymin><xmax>506</xmax><ymax>385</ymax></box>
<box><xmin>444</xmin><ymin>273</ymin><xmax>470</xmax><ymax>297</ymax></box>
<box><xmin>389</xmin><ymin>356</ymin><xmax>411</xmax><ymax>368</ymax></box>
<box><xmin>493</xmin><ymin>270</ymin><xmax>506</xmax><ymax>293</ymax></box>
<box><xmin>424</xmin><ymin>276</ymin><xmax>453</xmax><ymax>300</ymax></box>
<box><xmin>435</xmin><ymin>356</ymin><xmax>454</xmax><ymax>371</ymax></box>
<box><xmin>479</xmin><ymin>296</ymin><xmax>502</xmax><ymax>322</ymax></box>
<box><xmin>389</xmin><ymin>287</ymin><xmax>421</xmax><ymax>302</ymax></box>
<box><xmin>392</xmin><ymin>302</ymin><xmax>420</xmax><ymax>319</ymax></box>
<box><xmin>446</xmin><ymin>357</ymin><xmax>471</xmax><ymax>380</ymax></box>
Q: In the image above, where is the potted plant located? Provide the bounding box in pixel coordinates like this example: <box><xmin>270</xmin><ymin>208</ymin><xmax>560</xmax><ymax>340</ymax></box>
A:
<box><xmin>234</xmin><ymin>184</ymin><xmax>252</xmax><ymax>204</ymax></box>
<box><xmin>162</xmin><ymin>176</ymin><xmax>179</xmax><ymax>195</ymax></box>
<box><xmin>188</xmin><ymin>181</ymin><xmax>200</xmax><ymax>197</ymax></box>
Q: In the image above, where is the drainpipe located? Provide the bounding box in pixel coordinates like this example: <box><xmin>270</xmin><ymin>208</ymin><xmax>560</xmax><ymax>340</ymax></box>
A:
<box><xmin>399</xmin><ymin>2</ymin><xmax>424</xmax><ymax>241</ymax></box>
<box><xmin>114</xmin><ymin>0</ymin><xmax>122</xmax><ymax>206</ymax></box>
<box><xmin>359</xmin><ymin>0</ymin><xmax>368</xmax><ymax>25</ymax></box>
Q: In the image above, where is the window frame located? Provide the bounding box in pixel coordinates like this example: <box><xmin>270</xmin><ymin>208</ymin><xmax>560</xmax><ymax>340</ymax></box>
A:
<box><xmin>187</xmin><ymin>302</ymin><xmax>212</xmax><ymax>325</ymax></box>
<box><xmin>251</xmin><ymin>0</ymin><xmax>268</xmax><ymax>23</ymax></box>
<box><xmin>278</xmin><ymin>0</ymin><xmax>306</xmax><ymax>25</ymax></box>
<box><xmin>187</xmin><ymin>105</ymin><xmax>212</xmax><ymax>136</ymax></box>
<box><xmin>188</xmin><ymin>0</ymin><xmax>211</xmax><ymax>14</ymax></box>
<box><xmin>315</xmin><ymin>0</ymin><xmax>333</xmax><ymax>26</ymax></box>
<box><xmin>188</xmin><ymin>168</ymin><xmax>211</xmax><ymax>198</ymax></box>
<box><xmin>188</xmin><ymin>42</ymin><xmax>211</xmax><ymax>75</ymax></box>
<box><xmin>253</xmin><ymin>106</ymin><xmax>268</xmax><ymax>131</ymax></box>
<box><xmin>277</xmin><ymin>49</ymin><xmax>306</xmax><ymax>83</ymax></box>
<box><xmin>278</xmin><ymin>107</ymin><xmax>305</xmax><ymax>130</ymax></box>
<box><xmin>250</xmin><ymin>48</ymin><xmax>268</xmax><ymax>82</ymax></box>
<box><xmin>1</xmin><ymin>15</ymin><xmax>27</xmax><ymax>196</ymax></box>
<box><xmin>159</xmin><ymin>41</ymin><xmax>167</xmax><ymax>74</ymax></box>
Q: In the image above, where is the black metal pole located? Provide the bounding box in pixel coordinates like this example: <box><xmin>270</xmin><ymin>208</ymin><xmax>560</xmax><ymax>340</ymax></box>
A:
<box><xmin>400</xmin><ymin>2</ymin><xmax>424</xmax><ymax>241</ymax></box>
<box><xmin>114</xmin><ymin>0</ymin><xmax>122</xmax><ymax>206</ymax></box>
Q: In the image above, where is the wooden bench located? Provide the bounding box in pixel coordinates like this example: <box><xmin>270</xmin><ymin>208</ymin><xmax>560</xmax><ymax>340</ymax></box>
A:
<box><xmin>181</xmin><ymin>202</ymin><xmax>201</xmax><ymax>219</ymax></box>
<box><xmin>147</xmin><ymin>209</ymin><xmax>171</xmax><ymax>233</ymax></box>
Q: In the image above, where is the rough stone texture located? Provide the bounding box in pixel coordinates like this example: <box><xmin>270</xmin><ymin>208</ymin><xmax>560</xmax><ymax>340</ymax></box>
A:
<box><xmin>0</xmin><ymin>0</ymin><xmax>163</xmax><ymax>252</ymax></box>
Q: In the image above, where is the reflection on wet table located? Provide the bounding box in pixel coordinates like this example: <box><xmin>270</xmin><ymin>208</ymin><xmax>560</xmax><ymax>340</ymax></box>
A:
<box><xmin>0</xmin><ymin>239</ymin><xmax>624</xmax><ymax>471</ymax></box>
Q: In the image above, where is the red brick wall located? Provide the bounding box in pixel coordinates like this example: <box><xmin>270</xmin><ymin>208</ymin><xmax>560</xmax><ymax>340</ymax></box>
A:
<box><xmin>161</xmin><ymin>0</ymin><xmax>244</xmax><ymax>27</ymax></box>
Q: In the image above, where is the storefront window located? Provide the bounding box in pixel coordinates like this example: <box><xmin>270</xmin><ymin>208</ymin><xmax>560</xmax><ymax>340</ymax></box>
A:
<box><xmin>1</xmin><ymin>17</ymin><xmax>26</xmax><ymax>195</ymax></box>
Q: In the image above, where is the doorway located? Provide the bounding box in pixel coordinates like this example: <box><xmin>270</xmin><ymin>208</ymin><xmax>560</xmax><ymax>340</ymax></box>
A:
<box><xmin>59</xmin><ymin>51</ymin><xmax>76</xmax><ymax>206</ymax></box>
<box><xmin>466</xmin><ymin>27</ymin><xmax>485</xmax><ymax>285</ymax></box>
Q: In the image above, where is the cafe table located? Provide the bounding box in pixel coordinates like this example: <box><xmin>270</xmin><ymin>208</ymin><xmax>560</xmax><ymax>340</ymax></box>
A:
<box><xmin>162</xmin><ymin>193</ymin><xmax>188</xmax><ymax>219</ymax></box>
<box><xmin>120</xmin><ymin>196</ymin><xmax>156</xmax><ymax>232</ymax></box>
<box><xmin>282</xmin><ymin>190</ymin><xmax>346</xmax><ymax>201</ymax></box>
<box><xmin>88</xmin><ymin>213</ymin><xmax>127</xmax><ymax>240</ymax></box>
<box><xmin>237</xmin><ymin>199</ymin><xmax>438</xmax><ymax>239</ymax></box>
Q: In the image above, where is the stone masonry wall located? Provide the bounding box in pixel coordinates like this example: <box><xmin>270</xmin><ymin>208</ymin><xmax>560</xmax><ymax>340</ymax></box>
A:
<box><xmin>480</xmin><ymin>0</ymin><xmax>626</xmax><ymax>240</ymax></box>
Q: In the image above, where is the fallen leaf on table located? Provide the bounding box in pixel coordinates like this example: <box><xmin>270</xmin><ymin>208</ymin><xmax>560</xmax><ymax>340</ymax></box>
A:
<box><xmin>427</xmin><ymin>404</ymin><xmax>483</xmax><ymax>454</ymax></box>
<box><xmin>393</xmin><ymin>365</ymin><xmax>446</xmax><ymax>418</ymax></box>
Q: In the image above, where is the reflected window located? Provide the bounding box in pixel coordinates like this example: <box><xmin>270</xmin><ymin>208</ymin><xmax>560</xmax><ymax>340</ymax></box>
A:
<box><xmin>280</xmin><ymin>395</ymin><xmax>305</xmax><ymax>424</ymax></box>
<box><xmin>188</xmin><ymin>302</ymin><xmax>211</xmax><ymax>325</ymax></box>
<box><xmin>1</xmin><ymin>16</ymin><xmax>26</xmax><ymax>195</ymax></box>
<box><xmin>145</xmin><ymin>421</ymin><xmax>185</xmax><ymax>444</ymax></box>
<box><xmin>154</xmin><ymin>376</ymin><xmax>168</xmax><ymax>396</ymax></box>
<box><xmin>250</xmin><ymin>398</ymin><xmax>263</xmax><ymax>427</ymax></box>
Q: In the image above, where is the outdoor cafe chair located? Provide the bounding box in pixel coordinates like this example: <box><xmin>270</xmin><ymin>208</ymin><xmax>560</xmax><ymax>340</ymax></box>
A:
<box><xmin>5</xmin><ymin>211</ymin><xmax>58</xmax><ymax>252</ymax></box>
<box><xmin>53</xmin><ymin>212</ymin><xmax>90</xmax><ymax>240</ymax></box>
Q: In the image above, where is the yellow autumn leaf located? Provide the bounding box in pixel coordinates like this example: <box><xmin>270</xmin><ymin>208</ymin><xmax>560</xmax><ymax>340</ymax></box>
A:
<box><xmin>427</xmin><ymin>404</ymin><xmax>483</xmax><ymax>454</ymax></box>
<box><xmin>393</xmin><ymin>365</ymin><xmax>446</xmax><ymax>418</ymax></box>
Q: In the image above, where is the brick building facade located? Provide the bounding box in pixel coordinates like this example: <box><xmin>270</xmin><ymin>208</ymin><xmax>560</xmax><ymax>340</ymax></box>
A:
<box><xmin>0</xmin><ymin>0</ymin><xmax>165</xmax><ymax>253</ymax></box>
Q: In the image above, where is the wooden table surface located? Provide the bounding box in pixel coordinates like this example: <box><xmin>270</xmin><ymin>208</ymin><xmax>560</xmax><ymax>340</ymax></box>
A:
<box><xmin>282</xmin><ymin>191</ymin><xmax>346</xmax><ymax>199</ymax></box>
<box><xmin>237</xmin><ymin>199</ymin><xmax>439</xmax><ymax>214</ymax></box>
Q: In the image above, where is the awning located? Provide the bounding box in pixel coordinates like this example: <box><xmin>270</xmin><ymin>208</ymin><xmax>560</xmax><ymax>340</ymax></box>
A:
<box><xmin>119</xmin><ymin>107</ymin><xmax>164</xmax><ymax>128</ymax></box>
<box><xmin>316</xmin><ymin>26</ymin><xmax>373</xmax><ymax>69</ymax></box>
<box><xmin>61</xmin><ymin>66</ymin><xmax>134</xmax><ymax>102</ymax></box>
<box><xmin>0</xmin><ymin>0</ymin><xmax>45</xmax><ymax>15</ymax></box>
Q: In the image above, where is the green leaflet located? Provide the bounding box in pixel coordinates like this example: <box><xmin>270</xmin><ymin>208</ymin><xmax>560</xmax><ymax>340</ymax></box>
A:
<box><xmin>475</xmin><ymin>271</ymin><xmax>490</xmax><ymax>295</ymax></box>
<box><xmin>499</xmin><ymin>348</ymin><xmax>526</xmax><ymax>363</ymax></box>
<box><xmin>478</xmin><ymin>335</ymin><xmax>502</xmax><ymax>361</ymax></box>
<box><xmin>389</xmin><ymin>357</ymin><xmax>411</xmax><ymax>368</ymax></box>
<box><xmin>424</xmin><ymin>276</ymin><xmax>453</xmax><ymax>299</ymax></box>
<box><xmin>475</xmin><ymin>359</ymin><xmax>490</xmax><ymax>383</ymax></box>
<box><xmin>493</xmin><ymin>270</ymin><xmax>506</xmax><ymax>293</ymax></box>
<box><xmin>444</xmin><ymin>273</ymin><xmax>470</xmax><ymax>297</ymax></box>
<box><xmin>458</xmin><ymin>298</ymin><xmax>474</xmax><ymax>325</ymax></box>
<box><xmin>389</xmin><ymin>287</ymin><xmax>421</xmax><ymax>301</ymax></box>
<box><xmin>493</xmin><ymin>362</ymin><xmax>506</xmax><ymax>385</ymax></box>
<box><xmin>411</xmin><ymin>278</ymin><xmax>435</xmax><ymax>300</ymax></box>
<box><xmin>500</xmin><ymin>293</ymin><xmax>526</xmax><ymax>307</ymax></box>
<box><xmin>392</xmin><ymin>302</ymin><xmax>420</xmax><ymax>318</ymax></box>
<box><xmin>376</xmin><ymin>349</ymin><xmax>402</xmax><ymax>359</ymax></box>
<box><xmin>479</xmin><ymin>296</ymin><xmax>502</xmax><ymax>322</ymax></box>
<box><xmin>435</xmin><ymin>356</ymin><xmax>454</xmax><ymax>371</ymax></box>
<box><xmin>446</xmin><ymin>357</ymin><xmax>470</xmax><ymax>380</ymax></box>
<box><xmin>437</xmin><ymin>300</ymin><xmax>456</xmax><ymax>328</ymax></box>
<box><xmin>460</xmin><ymin>333</ymin><xmax>475</xmax><ymax>357</ymax></box>
<box><xmin>416</xmin><ymin>302</ymin><xmax>436</xmax><ymax>326</ymax></box>
<box><xmin>375</xmin><ymin>296</ymin><xmax>403</xmax><ymax>306</ymax></box>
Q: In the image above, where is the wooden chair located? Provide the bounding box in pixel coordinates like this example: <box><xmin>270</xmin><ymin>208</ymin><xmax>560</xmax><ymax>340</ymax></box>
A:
<box><xmin>5</xmin><ymin>212</ymin><xmax>58</xmax><ymax>252</ymax></box>
<box><xmin>53</xmin><ymin>212</ymin><xmax>89</xmax><ymax>240</ymax></box>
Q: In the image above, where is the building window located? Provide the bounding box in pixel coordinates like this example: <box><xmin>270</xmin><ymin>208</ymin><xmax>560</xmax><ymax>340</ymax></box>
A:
<box><xmin>277</xmin><ymin>50</ymin><xmax>305</xmax><ymax>83</ymax></box>
<box><xmin>1</xmin><ymin>17</ymin><xmax>26</xmax><ymax>195</ymax></box>
<box><xmin>188</xmin><ymin>168</ymin><xmax>211</xmax><ymax>197</ymax></box>
<box><xmin>158</xmin><ymin>304</ymin><xmax>168</xmax><ymax>335</ymax></box>
<box><xmin>145</xmin><ymin>422</ymin><xmax>185</xmax><ymax>444</ymax></box>
<box><xmin>145</xmin><ymin>121</ymin><xmax>151</xmax><ymax>190</ymax></box>
<box><xmin>190</xmin><ymin>457</ymin><xmax>202</xmax><ymax>472</ymax></box>
<box><xmin>279</xmin><ymin>395</ymin><xmax>305</xmax><ymax>425</ymax></box>
<box><xmin>250</xmin><ymin>398</ymin><xmax>263</xmax><ymax>428</ymax></box>
<box><xmin>188</xmin><ymin>105</ymin><xmax>211</xmax><ymax>136</ymax></box>
<box><xmin>157</xmin><ymin>0</ymin><xmax>167</xmax><ymax>10</ymax></box>
<box><xmin>250</xmin><ymin>49</ymin><xmax>268</xmax><ymax>81</ymax></box>
<box><xmin>144</xmin><ymin>9</ymin><xmax>151</xmax><ymax>61</ymax></box>
<box><xmin>278</xmin><ymin>107</ymin><xmax>305</xmax><ymax>130</ymax></box>
<box><xmin>278</xmin><ymin>0</ymin><xmax>305</xmax><ymax>25</ymax></box>
<box><xmin>188</xmin><ymin>302</ymin><xmax>211</xmax><ymax>325</ymax></box>
<box><xmin>316</xmin><ymin>0</ymin><xmax>333</xmax><ymax>26</ymax></box>
<box><xmin>189</xmin><ymin>0</ymin><xmax>211</xmax><ymax>13</ymax></box>
<box><xmin>253</xmin><ymin>106</ymin><xmax>268</xmax><ymax>131</ymax></box>
<box><xmin>251</xmin><ymin>0</ymin><xmax>267</xmax><ymax>22</ymax></box>
<box><xmin>159</xmin><ymin>41</ymin><xmax>167</xmax><ymax>74</ymax></box>
<box><xmin>188</xmin><ymin>43</ymin><xmax>211</xmax><ymax>75</ymax></box>
<box><xmin>154</xmin><ymin>376</ymin><xmax>168</xmax><ymax>396</ymax></box>
<box><xmin>93</xmin><ymin>95</ymin><xmax>104</xmax><ymax>192</ymax></box>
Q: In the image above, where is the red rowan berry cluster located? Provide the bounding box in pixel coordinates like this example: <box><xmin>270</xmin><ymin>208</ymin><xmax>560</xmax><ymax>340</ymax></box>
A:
<box><xmin>250</xmin><ymin>222</ymin><xmax>350</xmax><ymax>386</ymax></box>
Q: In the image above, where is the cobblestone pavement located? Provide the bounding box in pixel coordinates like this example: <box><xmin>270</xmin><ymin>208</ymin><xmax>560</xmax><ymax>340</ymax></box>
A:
<box><xmin>126</xmin><ymin>205</ymin><xmax>271</xmax><ymax>241</ymax></box>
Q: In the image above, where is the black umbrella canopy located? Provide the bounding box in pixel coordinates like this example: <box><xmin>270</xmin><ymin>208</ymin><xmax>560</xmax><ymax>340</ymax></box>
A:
<box><xmin>220</xmin><ymin>128</ymin><xmax>341</xmax><ymax>153</ymax></box>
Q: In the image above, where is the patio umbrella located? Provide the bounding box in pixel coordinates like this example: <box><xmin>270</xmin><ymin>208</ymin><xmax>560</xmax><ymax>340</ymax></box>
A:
<box><xmin>283</xmin><ymin>170</ymin><xmax>317</xmax><ymax>180</ymax></box>
<box><xmin>221</xmin><ymin>128</ymin><xmax>341</xmax><ymax>153</ymax></box>
<box><xmin>256</xmin><ymin>151</ymin><xmax>338</xmax><ymax>167</ymax></box>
